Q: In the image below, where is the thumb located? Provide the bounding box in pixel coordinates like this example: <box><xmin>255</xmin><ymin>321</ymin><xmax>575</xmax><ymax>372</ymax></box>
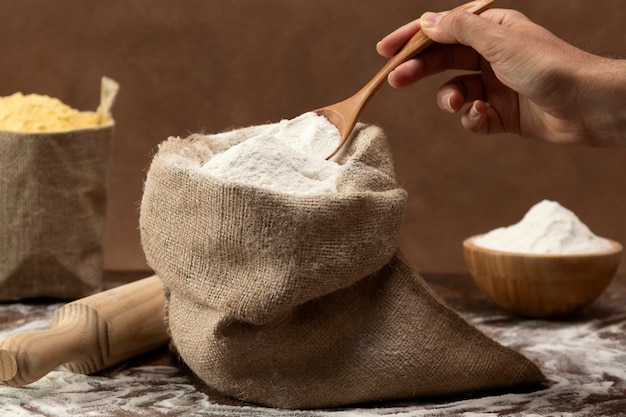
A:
<box><xmin>420</xmin><ymin>9</ymin><xmax>507</xmax><ymax>61</ymax></box>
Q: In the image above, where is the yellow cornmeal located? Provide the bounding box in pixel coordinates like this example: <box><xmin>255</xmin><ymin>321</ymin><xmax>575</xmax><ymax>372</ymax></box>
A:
<box><xmin>0</xmin><ymin>92</ymin><xmax>106</xmax><ymax>132</ymax></box>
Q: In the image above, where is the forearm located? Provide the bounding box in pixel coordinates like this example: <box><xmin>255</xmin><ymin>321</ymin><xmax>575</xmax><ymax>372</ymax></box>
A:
<box><xmin>577</xmin><ymin>56</ymin><xmax>626</xmax><ymax>147</ymax></box>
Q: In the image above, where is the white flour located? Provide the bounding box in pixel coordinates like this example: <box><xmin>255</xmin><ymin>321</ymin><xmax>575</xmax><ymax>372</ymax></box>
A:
<box><xmin>473</xmin><ymin>200</ymin><xmax>614</xmax><ymax>254</ymax></box>
<box><xmin>201</xmin><ymin>112</ymin><xmax>341</xmax><ymax>196</ymax></box>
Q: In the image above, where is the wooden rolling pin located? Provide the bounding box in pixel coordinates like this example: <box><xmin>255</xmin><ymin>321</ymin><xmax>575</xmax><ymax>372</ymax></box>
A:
<box><xmin>0</xmin><ymin>275</ymin><xmax>168</xmax><ymax>386</ymax></box>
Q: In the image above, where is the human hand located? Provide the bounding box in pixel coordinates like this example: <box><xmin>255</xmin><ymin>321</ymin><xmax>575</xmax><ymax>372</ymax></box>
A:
<box><xmin>377</xmin><ymin>7</ymin><xmax>626</xmax><ymax>147</ymax></box>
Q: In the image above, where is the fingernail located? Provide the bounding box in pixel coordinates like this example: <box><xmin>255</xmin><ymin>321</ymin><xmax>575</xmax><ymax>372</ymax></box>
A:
<box><xmin>421</xmin><ymin>12</ymin><xmax>443</xmax><ymax>28</ymax></box>
<box><xmin>469</xmin><ymin>102</ymin><xmax>481</xmax><ymax>120</ymax></box>
<box><xmin>442</xmin><ymin>93</ymin><xmax>454</xmax><ymax>112</ymax></box>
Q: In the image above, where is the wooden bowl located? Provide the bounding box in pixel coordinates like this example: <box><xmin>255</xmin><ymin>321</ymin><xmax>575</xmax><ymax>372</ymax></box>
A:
<box><xmin>463</xmin><ymin>236</ymin><xmax>623</xmax><ymax>318</ymax></box>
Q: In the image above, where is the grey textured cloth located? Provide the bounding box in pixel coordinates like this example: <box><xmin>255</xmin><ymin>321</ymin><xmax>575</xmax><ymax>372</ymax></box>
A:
<box><xmin>0</xmin><ymin>127</ymin><xmax>111</xmax><ymax>300</ymax></box>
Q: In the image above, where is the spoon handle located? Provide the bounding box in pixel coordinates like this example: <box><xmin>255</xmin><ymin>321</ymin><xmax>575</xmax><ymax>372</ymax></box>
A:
<box><xmin>362</xmin><ymin>0</ymin><xmax>494</xmax><ymax>97</ymax></box>
<box><xmin>322</xmin><ymin>0</ymin><xmax>494</xmax><ymax>160</ymax></box>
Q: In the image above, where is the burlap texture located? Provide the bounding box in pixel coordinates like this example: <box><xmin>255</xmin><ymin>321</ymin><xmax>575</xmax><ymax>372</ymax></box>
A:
<box><xmin>0</xmin><ymin>127</ymin><xmax>112</xmax><ymax>300</ymax></box>
<box><xmin>140</xmin><ymin>124</ymin><xmax>544</xmax><ymax>409</ymax></box>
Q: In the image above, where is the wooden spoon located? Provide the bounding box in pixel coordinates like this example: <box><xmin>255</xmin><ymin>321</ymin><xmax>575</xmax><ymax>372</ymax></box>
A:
<box><xmin>317</xmin><ymin>0</ymin><xmax>494</xmax><ymax>159</ymax></box>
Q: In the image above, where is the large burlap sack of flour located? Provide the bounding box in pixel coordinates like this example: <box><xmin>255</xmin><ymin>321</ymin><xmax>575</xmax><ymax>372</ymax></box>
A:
<box><xmin>0</xmin><ymin>78</ymin><xmax>118</xmax><ymax>300</ymax></box>
<box><xmin>140</xmin><ymin>123</ymin><xmax>544</xmax><ymax>409</ymax></box>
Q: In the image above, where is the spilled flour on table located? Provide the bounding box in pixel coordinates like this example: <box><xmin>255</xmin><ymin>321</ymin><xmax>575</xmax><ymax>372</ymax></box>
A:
<box><xmin>2</xmin><ymin>292</ymin><xmax>626</xmax><ymax>416</ymax></box>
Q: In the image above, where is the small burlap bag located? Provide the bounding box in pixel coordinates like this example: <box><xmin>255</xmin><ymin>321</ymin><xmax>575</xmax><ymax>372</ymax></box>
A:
<box><xmin>0</xmin><ymin>78</ymin><xmax>118</xmax><ymax>300</ymax></box>
<box><xmin>140</xmin><ymin>124</ymin><xmax>544</xmax><ymax>409</ymax></box>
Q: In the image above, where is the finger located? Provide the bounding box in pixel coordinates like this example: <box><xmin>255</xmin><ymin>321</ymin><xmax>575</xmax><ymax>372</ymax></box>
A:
<box><xmin>377</xmin><ymin>19</ymin><xmax>421</xmax><ymax>58</ymax></box>
<box><xmin>387</xmin><ymin>59</ymin><xmax>423</xmax><ymax>89</ymax></box>
<box><xmin>387</xmin><ymin>44</ymin><xmax>481</xmax><ymax>88</ymax></box>
<box><xmin>436</xmin><ymin>73</ymin><xmax>486</xmax><ymax>112</ymax></box>
<box><xmin>377</xmin><ymin>11</ymin><xmax>453</xmax><ymax>57</ymax></box>
<box><xmin>437</xmin><ymin>88</ymin><xmax>465</xmax><ymax>113</ymax></box>
<box><xmin>461</xmin><ymin>100</ymin><xmax>505</xmax><ymax>135</ymax></box>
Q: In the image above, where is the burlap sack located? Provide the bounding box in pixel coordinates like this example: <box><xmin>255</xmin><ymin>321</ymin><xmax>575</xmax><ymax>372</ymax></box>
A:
<box><xmin>140</xmin><ymin>124</ymin><xmax>544</xmax><ymax>409</ymax></box>
<box><xmin>0</xmin><ymin>78</ymin><xmax>118</xmax><ymax>300</ymax></box>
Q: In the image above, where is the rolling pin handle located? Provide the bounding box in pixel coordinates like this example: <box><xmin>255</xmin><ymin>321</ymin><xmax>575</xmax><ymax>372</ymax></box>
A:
<box><xmin>0</xmin><ymin>319</ymin><xmax>86</xmax><ymax>386</ymax></box>
<box><xmin>0</xmin><ymin>275</ymin><xmax>168</xmax><ymax>386</ymax></box>
<box><xmin>0</xmin><ymin>349</ymin><xmax>18</xmax><ymax>382</ymax></box>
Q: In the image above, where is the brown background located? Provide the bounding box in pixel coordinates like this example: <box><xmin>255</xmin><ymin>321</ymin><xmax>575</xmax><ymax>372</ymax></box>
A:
<box><xmin>1</xmin><ymin>0</ymin><xmax>625</xmax><ymax>273</ymax></box>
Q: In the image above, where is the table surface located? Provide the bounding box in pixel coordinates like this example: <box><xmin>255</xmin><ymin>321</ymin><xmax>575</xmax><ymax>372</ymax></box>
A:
<box><xmin>1</xmin><ymin>271</ymin><xmax>625</xmax><ymax>417</ymax></box>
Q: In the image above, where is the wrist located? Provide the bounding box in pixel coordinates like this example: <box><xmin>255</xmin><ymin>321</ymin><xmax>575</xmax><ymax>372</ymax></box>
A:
<box><xmin>577</xmin><ymin>56</ymin><xmax>626</xmax><ymax>147</ymax></box>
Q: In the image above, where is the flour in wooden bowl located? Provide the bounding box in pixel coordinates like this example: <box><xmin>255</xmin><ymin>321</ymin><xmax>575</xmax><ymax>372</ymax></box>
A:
<box><xmin>473</xmin><ymin>200</ymin><xmax>613</xmax><ymax>254</ymax></box>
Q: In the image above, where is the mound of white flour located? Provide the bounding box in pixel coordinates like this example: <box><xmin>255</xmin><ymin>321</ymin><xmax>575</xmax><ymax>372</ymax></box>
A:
<box><xmin>201</xmin><ymin>112</ymin><xmax>341</xmax><ymax>196</ymax></box>
<box><xmin>473</xmin><ymin>200</ymin><xmax>613</xmax><ymax>254</ymax></box>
